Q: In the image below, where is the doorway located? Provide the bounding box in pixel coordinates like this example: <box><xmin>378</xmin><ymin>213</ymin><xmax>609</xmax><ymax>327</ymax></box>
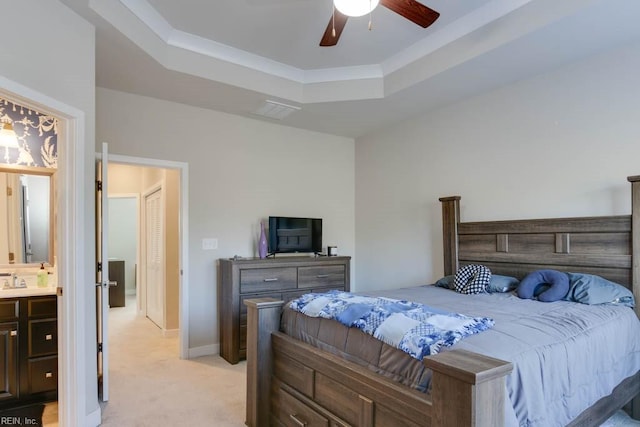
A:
<box><xmin>108</xmin><ymin>196</ymin><xmax>139</xmax><ymax>308</ymax></box>
<box><xmin>0</xmin><ymin>76</ymin><xmax>88</xmax><ymax>425</ymax></box>
<box><xmin>96</xmin><ymin>151</ymin><xmax>189</xmax><ymax>421</ymax></box>
<box><xmin>106</xmin><ymin>162</ymin><xmax>181</xmax><ymax>338</ymax></box>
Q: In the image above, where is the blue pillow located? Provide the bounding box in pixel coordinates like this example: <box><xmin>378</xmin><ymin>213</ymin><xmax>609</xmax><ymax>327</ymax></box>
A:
<box><xmin>517</xmin><ymin>269</ymin><xmax>569</xmax><ymax>302</ymax></box>
<box><xmin>433</xmin><ymin>274</ymin><xmax>518</xmax><ymax>293</ymax></box>
<box><xmin>565</xmin><ymin>273</ymin><xmax>635</xmax><ymax>307</ymax></box>
<box><xmin>434</xmin><ymin>275</ymin><xmax>454</xmax><ymax>289</ymax></box>
<box><xmin>487</xmin><ymin>275</ymin><xmax>519</xmax><ymax>293</ymax></box>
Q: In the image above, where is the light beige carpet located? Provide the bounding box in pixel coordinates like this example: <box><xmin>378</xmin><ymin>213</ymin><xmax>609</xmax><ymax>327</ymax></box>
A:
<box><xmin>99</xmin><ymin>296</ymin><xmax>246</xmax><ymax>426</ymax></box>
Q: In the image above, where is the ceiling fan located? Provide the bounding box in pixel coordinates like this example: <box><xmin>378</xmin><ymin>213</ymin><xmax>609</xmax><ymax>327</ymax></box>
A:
<box><xmin>320</xmin><ymin>0</ymin><xmax>440</xmax><ymax>46</ymax></box>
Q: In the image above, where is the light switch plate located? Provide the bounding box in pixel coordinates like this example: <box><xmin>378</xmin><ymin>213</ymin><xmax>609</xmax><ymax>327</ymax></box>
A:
<box><xmin>202</xmin><ymin>238</ymin><xmax>218</xmax><ymax>250</ymax></box>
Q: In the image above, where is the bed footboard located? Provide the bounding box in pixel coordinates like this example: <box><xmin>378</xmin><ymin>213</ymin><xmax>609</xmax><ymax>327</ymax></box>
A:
<box><xmin>245</xmin><ymin>298</ymin><xmax>283</xmax><ymax>427</ymax></box>
<box><xmin>425</xmin><ymin>349</ymin><xmax>513</xmax><ymax>425</ymax></box>
<box><xmin>245</xmin><ymin>298</ymin><xmax>513</xmax><ymax>427</ymax></box>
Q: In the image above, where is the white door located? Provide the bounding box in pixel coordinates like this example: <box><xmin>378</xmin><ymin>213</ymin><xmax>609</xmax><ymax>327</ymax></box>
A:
<box><xmin>95</xmin><ymin>142</ymin><xmax>109</xmax><ymax>401</ymax></box>
<box><xmin>145</xmin><ymin>188</ymin><xmax>164</xmax><ymax>328</ymax></box>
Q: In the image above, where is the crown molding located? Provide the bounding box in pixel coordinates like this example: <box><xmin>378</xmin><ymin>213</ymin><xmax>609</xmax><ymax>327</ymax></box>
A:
<box><xmin>91</xmin><ymin>0</ymin><xmax>584</xmax><ymax>104</ymax></box>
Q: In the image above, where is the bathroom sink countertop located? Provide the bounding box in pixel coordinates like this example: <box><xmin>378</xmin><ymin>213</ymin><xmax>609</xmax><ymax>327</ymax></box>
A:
<box><xmin>0</xmin><ymin>287</ymin><xmax>57</xmax><ymax>298</ymax></box>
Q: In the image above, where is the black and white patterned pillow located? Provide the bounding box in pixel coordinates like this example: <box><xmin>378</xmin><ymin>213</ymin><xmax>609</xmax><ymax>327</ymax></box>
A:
<box><xmin>454</xmin><ymin>264</ymin><xmax>492</xmax><ymax>294</ymax></box>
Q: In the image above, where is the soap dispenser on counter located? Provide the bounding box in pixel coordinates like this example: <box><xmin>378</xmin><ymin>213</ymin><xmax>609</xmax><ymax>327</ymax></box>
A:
<box><xmin>37</xmin><ymin>262</ymin><xmax>48</xmax><ymax>288</ymax></box>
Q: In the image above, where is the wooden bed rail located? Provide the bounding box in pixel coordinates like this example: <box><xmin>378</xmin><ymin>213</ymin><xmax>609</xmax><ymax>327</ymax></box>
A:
<box><xmin>439</xmin><ymin>196</ymin><xmax>461</xmax><ymax>276</ymax></box>
<box><xmin>245</xmin><ymin>298</ymin><xmax>513</xmax><ymax>427</ymax></box>
<box><xmin>629</xmin><ymin>175</ymin><xmax>640</xmax><ymax>319</ymax></box>
<box><xmin>628</xmin><ymin>175</ymin><xmax>640</xmax><ymax>419</ymax></box>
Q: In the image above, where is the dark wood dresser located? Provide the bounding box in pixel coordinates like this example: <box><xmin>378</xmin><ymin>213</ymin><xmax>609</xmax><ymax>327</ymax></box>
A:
<box><xmin>108</xmin><ymin>260</ymin><xmax>126</xmax><ymax>308</ymax></box>
<box><xmin>219</xmin><ymin>256</ymin><xmax>350</xmax><ymax>364</ymax></box>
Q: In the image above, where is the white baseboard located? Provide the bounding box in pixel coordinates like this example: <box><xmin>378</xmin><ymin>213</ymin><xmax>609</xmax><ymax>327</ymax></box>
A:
<box><xmin>86</xmin><ymin>407</ymin><xmax>102</xmax><ymax>427</ymax></box>
<box><xmin>188</xmin><ymin>344</ymin><xmax>219</xmax><ymax>359</ymax></box>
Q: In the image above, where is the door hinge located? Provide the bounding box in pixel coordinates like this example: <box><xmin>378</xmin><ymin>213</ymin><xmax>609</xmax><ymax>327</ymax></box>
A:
<box><xmin>97</xmin><ymin>343</ymin><xmax>103</xmax><ymax>353</ymax></box>
<box><xmin>96</xmin><ymin>180</ymin><xmax>102</xmax><ymax>192</ymax></box>
<box><xmin>6</xmin><ymin>186</ymin><xmax>11</xmax><ymax>196</ymax></box>
<box><xmin>97</xmin><ymin>262</ymin><xmax>102</xmax><ymax>272</ymax></box>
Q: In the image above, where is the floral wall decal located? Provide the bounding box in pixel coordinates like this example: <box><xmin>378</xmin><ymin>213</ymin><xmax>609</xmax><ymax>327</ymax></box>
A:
<box><xmin>0</xmin><ymin>98</ymin><xmax>58</xmax><ymax>168</ymax></box>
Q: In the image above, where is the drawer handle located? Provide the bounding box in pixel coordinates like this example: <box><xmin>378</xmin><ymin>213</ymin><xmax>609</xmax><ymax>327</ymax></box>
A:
<box><xmin>263</xmin><ymin>278</ymin><xmax>279</xmax><ymax>282</ymax></box>
<box><xmin>45</xmin><ymin>334</ymin><xmax>53</xmax><ymax>341</ymax></box>
<box><xmin>316</xmin><ymin>274</ymin><xmax>329</xmax><ymax>278</ymax></box>
<box><xmin>45</xmin><ymin>372</ymin><xmax>53</xmax><ymax>378</ymax></box>
<box><xmin>289</xmin><ymin>414</ymin><xmax>307</xmax><ymax>427</ymax></box>
<box><xmin>10</xmin><ymin>330</ymin><xmax>17</xmax><ymax>336</ymax></box>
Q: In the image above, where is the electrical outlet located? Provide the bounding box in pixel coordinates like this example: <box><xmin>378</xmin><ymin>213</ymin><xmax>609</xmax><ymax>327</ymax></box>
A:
<box><xmin>202</xmin><ymin>238</ymin><xmax>218</xmax><ymax>250</ymax></box>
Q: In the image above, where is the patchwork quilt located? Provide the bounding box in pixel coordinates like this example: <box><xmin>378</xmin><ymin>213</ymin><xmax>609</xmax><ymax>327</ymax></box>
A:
<box><xmin>288</xmin><ymin>290</ymin><xmax>494</xmax><ymax>361</ymax></box>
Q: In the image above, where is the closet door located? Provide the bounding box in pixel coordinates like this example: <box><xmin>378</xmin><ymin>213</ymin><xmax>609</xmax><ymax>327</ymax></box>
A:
<box><xmin>145</xmin><ymin>188</ymin><xmax>164</xmax><ymax>328</ymax></box>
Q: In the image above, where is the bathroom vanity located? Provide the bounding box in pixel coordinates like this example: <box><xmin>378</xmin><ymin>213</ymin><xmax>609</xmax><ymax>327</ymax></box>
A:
<box><xmin>0</xmin><ymin>288</ymin><xmax>57</xmax><ymax>409</ymax></box>
<box><xmin>0</xmin><ymin>164</ymin><xmax>59</xmax><ymax>409</ymax></box>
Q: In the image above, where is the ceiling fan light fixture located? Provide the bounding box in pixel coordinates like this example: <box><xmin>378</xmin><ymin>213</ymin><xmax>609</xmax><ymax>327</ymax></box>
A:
<box><xmin>333</xmin><ymin>0</ymin><xmax>380</xmax><ymax>17</ymax></box>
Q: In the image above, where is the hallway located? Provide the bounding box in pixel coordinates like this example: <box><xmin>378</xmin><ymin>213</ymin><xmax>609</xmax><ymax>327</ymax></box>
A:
<box><xmin>99</xmin><ymin>297</ymin><xmax>246</xmax><ymax>426</ymax></box>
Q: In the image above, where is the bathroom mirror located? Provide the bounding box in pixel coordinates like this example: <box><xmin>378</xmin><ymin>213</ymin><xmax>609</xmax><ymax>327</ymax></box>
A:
<box><xmin>0</xmin><ymin>165</ymin><xmax>55</xmax><ymax>267</ymax></box>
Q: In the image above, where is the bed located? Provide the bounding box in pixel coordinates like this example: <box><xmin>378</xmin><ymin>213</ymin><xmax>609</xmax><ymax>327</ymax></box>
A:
<box><xmin>245</xmin><ymin>175</ymin><xmax>640</xmax><ymax>427</ymax></box>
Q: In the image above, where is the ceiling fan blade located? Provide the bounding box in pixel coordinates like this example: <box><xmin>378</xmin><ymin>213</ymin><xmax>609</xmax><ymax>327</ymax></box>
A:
<box><xmin>319</xmin><ymin>10</ymin><xmax>349</xmax><ymax>46</ymax></box>
<box><xmin>381</xmin><ymin>0</ymin><xmax>440</xmax><ymax>28</ymax></box>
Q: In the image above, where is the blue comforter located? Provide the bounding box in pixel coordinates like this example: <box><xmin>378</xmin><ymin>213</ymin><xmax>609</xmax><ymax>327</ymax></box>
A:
<box><xmin>283</xmin><ymin>286</ymin><xmax>640</xmax><ymax>426</ymax></box>
<box><xmin>288</xmin><ymin>290</ymin><xmax>494</xmax><ymax>360</ymax></box>
<box><xmin>371</xmin><ymin>286</ymin><xmax>640</xmax><ymax>427</ymax></box>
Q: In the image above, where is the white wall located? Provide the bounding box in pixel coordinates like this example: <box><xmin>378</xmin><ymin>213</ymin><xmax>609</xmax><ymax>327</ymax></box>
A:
<box><xmin>96</xmin><ymin>88</ymin><xmax>355</xmax><ymax>350</ymax></box>
<box><xmin>355</xmin><ymin>39</ymin><xmax>640</xmax><ymax>292</ymax></box>
<box><xmin>0</xmin><ymin>0</ymin><xmax>98</xmax><ymax>423</ymax></box>
<box><xmin>108</xmin><ymin>197</ymin><xmax>138</xmax><ymax>295</ymax></box>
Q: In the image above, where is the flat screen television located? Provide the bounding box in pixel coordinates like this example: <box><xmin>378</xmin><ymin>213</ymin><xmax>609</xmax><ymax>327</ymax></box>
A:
<box><xmin>268</xmin><ymin>216</ymin><xmax>322</xmax><ymax>255</ymax></box>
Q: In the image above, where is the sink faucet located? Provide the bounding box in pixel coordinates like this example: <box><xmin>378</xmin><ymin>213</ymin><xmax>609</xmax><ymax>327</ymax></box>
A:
<box><xmin>15</xmin><ymin>274</ymin><xmax>26</xmax><ymax>288</ymax></box>
<box><xmin>0</xmin><ymin>272</ymin><xmax>22</xmax><ymax>289</ymax></box>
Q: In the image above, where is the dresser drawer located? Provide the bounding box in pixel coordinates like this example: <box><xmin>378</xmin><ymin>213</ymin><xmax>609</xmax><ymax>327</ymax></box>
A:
<box><xmin>0</xmin><ymin>300</ymin><xmax>18</xmax><ymax>321</ymax></box>
<box><xmin>240</xmin><ymin>268</ymin><xmax>297</xmax><ymax>293</ymax></box>
<box><xmin>28</xmin><ymin>297</ymin><xmax>57</xmax><ymax>318</ymax></box>
<box><xmin>298</xmin><ymin>266</ymin><xmax>345</xmax><ymax>289</ymax></box>
<box><xmin>28</xmin><ymin>319</ymin><xmax>57</xmax><ymax>357</ymax></box>
<box><xmin>275</xmin><ymin>388</ymin><xmax>329</xmax><ymax>427</ymax></box>
<box><xmin>28</xmin><ymin>355</ymin><xmax>58</xmax><ymax>394</ymax></box>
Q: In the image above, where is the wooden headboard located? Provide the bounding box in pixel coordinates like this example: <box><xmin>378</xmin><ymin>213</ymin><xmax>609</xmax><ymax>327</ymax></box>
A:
<box><xmin>440</xmin><ymin>175</ymin><xmax>640</xmax><ymax>317</ymax></box>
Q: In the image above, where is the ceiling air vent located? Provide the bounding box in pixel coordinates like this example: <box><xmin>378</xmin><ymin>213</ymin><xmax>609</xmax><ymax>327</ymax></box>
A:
<box><xmin>252</xmin><ymin>100</ymin><xmax>301</xmax><ymax>120</ymax></box>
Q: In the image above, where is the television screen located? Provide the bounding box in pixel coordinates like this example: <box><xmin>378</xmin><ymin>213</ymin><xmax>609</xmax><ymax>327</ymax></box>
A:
<box><xmin>268</xmin><ymin>216</ymin><xmax>322</xmax><ymax>254</ymax></box>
